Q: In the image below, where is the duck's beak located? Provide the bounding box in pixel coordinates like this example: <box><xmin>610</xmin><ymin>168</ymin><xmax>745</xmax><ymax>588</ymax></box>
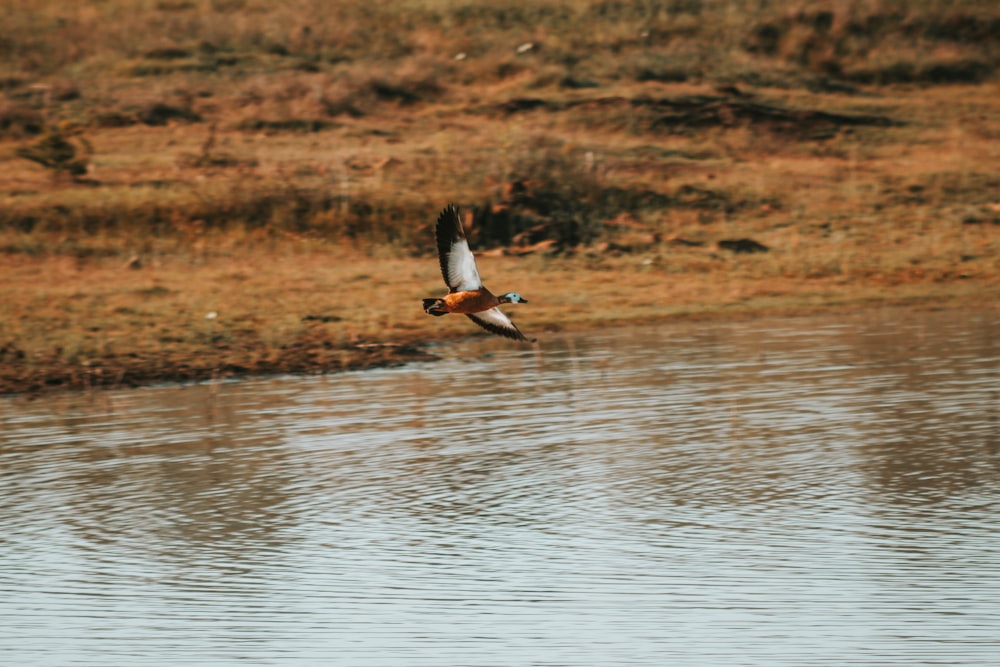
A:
<box><xmin>519</xmin><ymin>297</ymin><xmax>528</xmax><ymax>304</ymax></box>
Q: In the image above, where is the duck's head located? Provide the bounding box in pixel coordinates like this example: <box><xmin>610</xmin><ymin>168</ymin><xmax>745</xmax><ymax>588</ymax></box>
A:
<box><xmin>500</xmin><ymin>292</ymin><xmax>527</xmax><ymax>304</ymax></box>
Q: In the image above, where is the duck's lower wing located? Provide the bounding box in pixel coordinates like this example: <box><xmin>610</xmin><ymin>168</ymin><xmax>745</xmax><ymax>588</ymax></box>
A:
<box><xmin>466</xmin><ymin>308</ymin><xmax>534</xmax><ymax>342</ymax></box>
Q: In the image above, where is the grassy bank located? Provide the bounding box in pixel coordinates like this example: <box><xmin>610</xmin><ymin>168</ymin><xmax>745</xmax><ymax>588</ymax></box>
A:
<box><xmin>2</xmin><ymin>247</ymin><xmax>994</xmax><ymax>395</ymax></box>
<box><xmin>1</xmin><ymin>0</ymin><xmax>998</xmax><ymax>393</ymax></box>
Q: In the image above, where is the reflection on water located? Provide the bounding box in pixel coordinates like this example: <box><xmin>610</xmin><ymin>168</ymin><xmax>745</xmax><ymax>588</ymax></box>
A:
<box><xmin>1</xmin><ymin>306</ymin><xmax>998</xmax><ymax>666</ymax></box>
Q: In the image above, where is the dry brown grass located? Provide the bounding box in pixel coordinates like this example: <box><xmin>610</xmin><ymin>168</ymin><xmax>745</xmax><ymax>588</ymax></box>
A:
<box><xmin>2</xmin><ymin>244</ymin><xmax>993</xmax><ymax>394</ymax></box>
<box><xmin>1</xmin><ymin>0</ymin><xmax>999</xmax><ymax>392</ymax></box>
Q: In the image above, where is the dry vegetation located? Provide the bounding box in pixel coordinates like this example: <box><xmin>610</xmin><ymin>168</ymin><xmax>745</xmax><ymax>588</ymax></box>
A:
<box><xmin>1</xmin><ymin>0</ymin><xmax>999</xmax><ymax>393</ymax></box>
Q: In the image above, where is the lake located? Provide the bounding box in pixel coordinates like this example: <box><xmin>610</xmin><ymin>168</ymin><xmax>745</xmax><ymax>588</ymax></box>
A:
<box><xmin>2</xmin><ymin>306</ymin><xmax>998</xmax><ymax>666</ymax></box>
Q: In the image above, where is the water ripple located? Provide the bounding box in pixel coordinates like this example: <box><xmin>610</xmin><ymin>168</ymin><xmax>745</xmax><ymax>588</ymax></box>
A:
<box><xmin>1</xmin><ymin>307</ymin><xmax>999</xmax><ymax>666</ymax></box>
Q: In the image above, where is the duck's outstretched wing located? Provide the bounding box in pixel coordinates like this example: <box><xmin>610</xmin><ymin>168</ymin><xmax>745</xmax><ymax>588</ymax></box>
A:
<box><xmin>436</xmin><ymin>204</ymin><xmax>482</xmax><ymax>292</ymax></box>
<box><xmin>466</xmin><ymin>308</ymin><xmax>533</xmax><ymax>342</ymax></box>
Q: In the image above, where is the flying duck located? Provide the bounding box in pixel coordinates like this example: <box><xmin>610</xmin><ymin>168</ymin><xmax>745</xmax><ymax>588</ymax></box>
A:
<box><xmin>422</xmin><ymin>204</ymin><xmax>533</xmax><ymax>342</ymax></box>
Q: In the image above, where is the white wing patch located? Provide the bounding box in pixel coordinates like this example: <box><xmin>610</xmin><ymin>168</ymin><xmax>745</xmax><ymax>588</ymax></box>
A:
<box><xmin>446</xmin><ymin>238</ymin><xmax>482</xmax><ymax>292</ymax></box>
<box><xmin>466</xmin><ymin>308</ymin><xmax>530</xmax><ymax>342</ymax></box>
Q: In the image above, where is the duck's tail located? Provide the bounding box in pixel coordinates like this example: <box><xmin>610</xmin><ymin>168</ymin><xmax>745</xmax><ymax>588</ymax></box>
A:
<box><xmin>422</xmin><ymin>298</ymin><xmax>448</xmax><ymax>316</ymax></box>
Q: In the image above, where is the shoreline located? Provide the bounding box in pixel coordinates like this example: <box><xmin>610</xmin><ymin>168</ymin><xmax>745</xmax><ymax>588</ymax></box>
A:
<box><xmin>4</xmin><ymin>276</ymin><xmax>994</xmax><ymax>398</ymax></box>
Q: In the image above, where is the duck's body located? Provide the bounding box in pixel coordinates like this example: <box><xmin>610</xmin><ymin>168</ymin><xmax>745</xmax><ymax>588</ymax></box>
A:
<box><xmin>424</xmin><ymin>289</ymin><xmax>504</xmax><ymax>315</ymax></box>
<box><xmin>422</xmin><ymin>205</ymin><xmax>533</xmax><ymax>342</ymax></box>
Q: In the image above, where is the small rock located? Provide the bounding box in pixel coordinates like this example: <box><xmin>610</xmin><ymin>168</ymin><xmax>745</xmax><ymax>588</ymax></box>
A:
<box><xmin>667</xmin><ymin>235</ymin><xmax>705</xmax><ymax>247</ymax></box>
<box><xmin>718</xmin><ymin>238</ymin><xmax>769</xmax><ymax>254</ymax></box>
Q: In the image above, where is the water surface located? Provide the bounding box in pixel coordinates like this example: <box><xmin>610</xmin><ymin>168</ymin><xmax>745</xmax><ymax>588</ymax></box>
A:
<box><xmin>2</xmin><ymin>306</ymin><xmax>999</xmax><ymax>666</ymax></box>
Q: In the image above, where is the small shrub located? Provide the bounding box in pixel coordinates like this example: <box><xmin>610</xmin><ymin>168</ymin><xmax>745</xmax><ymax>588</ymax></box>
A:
<box><xmin>15</xmin><ymin>124</ymin><xmax>92</xmax><ymax>180</ymax></box>
<box><xmin>0</xmin><ymin>104</ymin><xmax>45</xmax><ymax>138</ymax></box>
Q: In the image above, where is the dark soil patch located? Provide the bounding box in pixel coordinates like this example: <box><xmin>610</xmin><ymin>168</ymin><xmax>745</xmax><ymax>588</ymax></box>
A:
<box><xmin>0</xmin><ymin>340</ymin><xmax>436</xmax><ymax>396</ymax></box>
<box><xmin>846</xmin><ymin>58</ymin><xmax>994</xmax><ymax>85</ymax></box>
<box><xmin>236</xmin><ymin>118</ymin><xmax>338</xmax><ymax>133</ymax></box>
<box><xmin>138</xmin><ymin>103</ymin><xmax>203</xmax><ymax>126</ymax></box>
<box><xmin>642</xmin><ymin>95</ymin><xmax>899</xmax><ymax>137</ymax></box>
<box><xmin>490</xmin><ymin>94</ymin><xmax>900</xmax><ymax>139</ymax></box>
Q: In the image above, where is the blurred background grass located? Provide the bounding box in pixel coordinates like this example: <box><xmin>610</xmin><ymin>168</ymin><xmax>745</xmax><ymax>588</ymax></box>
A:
<box><xmin>1</xmin><ymin>0</ymin><xmax>998</xmax><ymax>391</ymax></box>
<box><xmin>2</xmin><ymin>0</ymin><xmax>998</xmax><ymax>252</ymax></box>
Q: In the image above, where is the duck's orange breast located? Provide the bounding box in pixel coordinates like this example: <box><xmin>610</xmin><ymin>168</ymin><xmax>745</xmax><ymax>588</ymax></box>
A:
<box><xmin>443</xmin><ymin>289</ymin><xmax>500</xmax><ymax>314</ymax></box>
